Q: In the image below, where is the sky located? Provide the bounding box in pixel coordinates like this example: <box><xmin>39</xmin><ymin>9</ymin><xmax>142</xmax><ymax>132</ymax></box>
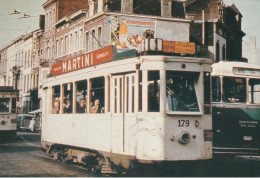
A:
<box><xmin>0</xmin><ymin>0</ymin><xmax>259</xmax><ymax>49</ymax></box>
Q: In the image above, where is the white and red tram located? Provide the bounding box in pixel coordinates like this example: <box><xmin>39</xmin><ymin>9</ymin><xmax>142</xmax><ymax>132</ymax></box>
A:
<box><xmin>41</xmin><ymin>44</ymin><xmax>213</xmax><ymax>171</ymax></box>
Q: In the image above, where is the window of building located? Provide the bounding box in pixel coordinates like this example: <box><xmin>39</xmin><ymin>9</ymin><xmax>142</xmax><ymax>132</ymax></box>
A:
<box><xmin>98</xmin><ymin>27</ymin><xmax>102</xmax><ymax>49</ymax></box>
<box><xmin>172</xmin><ymin>1</ymin><xmax>185</xmax><ymax>18</ymax></box>
<box><xmin>75</xmin><ymin>31</ymin><xmax>78</xmax><ymax>51</ymax></box>
<box><xmin>76</xmin><ymin>80</ymin><xmax>88</xmax><ymax>114</ymax></box>
<box><xmin>65</xmin><ymin>36</ymin><xmax>68</xmax><ymax>55</ymax></box>
<box><xmin>222</xmin><ymin>77</ymin><xmax>246</xmax><ymax>103</ymax></box>
<box><xmin>86</xmin><ymin>32</ymin><xmax>89</xmax><ymax>52</ymax></box>
<box><xmin>216</xmin><ymin>40</ymin><xmax>220</xmax><ymax>62</ymax></box>
<box><xmin>62</xmin><ymin>83</ymin><xmax>73</xmax><ymax>114</ymax></box>
<box><xmin>212</xmin><ymin>77</ymin><xmax>221</xmax><ymax>102</ymax></box>
<box><xmin>25</xmin><ymin>52</ymin><xmax>27</xmax><ymax>67</ymax></box>
<box><xmin>52</xmin><ymin>85</ymin><xmax>60</xmax><ymax>114</ymax></box>
<box><xmin>90</xmin><ymin>77</ymin><xmax>105</xmax><ymax>113</ymax></box>
<box><xmin>125</xmin><ymin>75</ymin><xmax>135</xmax><ymax>113</ymax></box>
<box><xmin>92</xmin><ymin>29</ymin><xmax>96</xmax><ymax>51</ymax></box>
<box><xmin>70</xmin><ymin>33</ymin><xmax>73</xmax><ymax>53</ymax></box>
<box><xmin>94</xmin><ymin>0</ymin><xmax>98</xmax><ymax>14</ymax></box>
<box><xmin>60</xmin><ymin>38</ymin><xmax>64</xmax><ymax>56</ymax></box>
<box><xmin>133</xmin><ymin>0</ymin><xmax>161</xmax><ymax>16</ymax></box>
<box><xmin>166</xmin><ymin>71</ymin><xmax>200</xmax><ymax>112</ymax></box>
<box><xmin>28</xmin><ymin>50</ymin><xmax>31</xmax><ymax>67</ymax></box>
<box><xmin>105</xmin><ymin>0</ymin><xmax>121</xmax><ymax>12</ymax></box>
<box><xmin>80</xmin><ymin>29</ymin><xmax>84</xmax><ymax>50</ymax></box>
<box><xmin>249</xmin><ymin>79</ymin><xmax>260</xmax><ymax>104</ymax></box>
<box><xmin>222</xmin><ymin>44</ymin><xmax>226</xmax><ymax>60</ymax></box>
<box><xmin>56</xmin><ymin>40</ymin><xmax>59</xmax><ymax>57</ymax></box>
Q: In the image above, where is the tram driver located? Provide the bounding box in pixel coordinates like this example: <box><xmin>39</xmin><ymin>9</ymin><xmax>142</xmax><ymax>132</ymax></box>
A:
<box><xmin>167</xmin><ymin>77</ymin><xmax>179</xmax><ymax>111</ymax></box>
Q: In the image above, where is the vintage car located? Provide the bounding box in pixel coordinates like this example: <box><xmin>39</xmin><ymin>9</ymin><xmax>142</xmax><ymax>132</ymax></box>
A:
<box><xmin>17</xmin><ymin>114</ymin><xmax>41</xmax><ymax>132</ymax></box>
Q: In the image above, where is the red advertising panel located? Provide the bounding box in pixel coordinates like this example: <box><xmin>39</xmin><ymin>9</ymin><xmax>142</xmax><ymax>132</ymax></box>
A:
<box><xmin>52</xmin><ymin>45</ymin><xmax>113</xmax><ymax>76</ymax></box>
<box><xmin>163</xmin><ymin>41</ymin><xmax>196</xmax><ymax>55</ymax></box>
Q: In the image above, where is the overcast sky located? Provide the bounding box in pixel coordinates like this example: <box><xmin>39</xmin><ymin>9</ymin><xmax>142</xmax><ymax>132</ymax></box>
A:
<box><xmin>0</xmin><ymin>0</ymin><xmax>259</xmax><ymax>49</ymax></box>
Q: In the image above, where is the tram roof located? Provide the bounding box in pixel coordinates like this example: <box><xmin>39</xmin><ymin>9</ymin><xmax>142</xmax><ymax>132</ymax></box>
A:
<box><xmin>212</xmin><ymin>61</ymin><xmax>260</xmax><ymax>78</ymax></box>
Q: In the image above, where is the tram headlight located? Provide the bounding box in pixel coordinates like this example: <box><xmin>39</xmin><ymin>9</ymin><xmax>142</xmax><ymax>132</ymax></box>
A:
<box><xmin>1</xmin><ymin>121</ymin><xmax>6</xmax><ymax>125</ymax></box>
<box><xmin>178</xmin><ymin>131</ymin><xmax>191</xmax><ymax>145</ymax></box>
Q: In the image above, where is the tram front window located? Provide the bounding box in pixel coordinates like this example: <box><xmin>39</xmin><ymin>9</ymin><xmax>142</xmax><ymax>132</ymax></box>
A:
<box><xmin>0</xmin><ymin>98</ymin><xmax>10</xmax><ymax>113</ymax></box>
<box><xmin>166</xmin><ymin>71</ymin><xmax>199</xmax><ymax>112</ymax></box>
<box><xmin>212</xmin><ymin>77</ymin><xmax>221</xmax><ymax>102</ymax></box>
<box><xmin>148</xmin><ymin>71</ymin><xmax>160</xmax><ymax>112</ymax></box>
<box><xmin>223</xmin><ymin>77</ymin><xmax>246</xmax><ymax>103</ymax></box>
<box><xmin>249</xmin><ymin>79</ymin><xmax>260</xmax><ymax>104</ymax></box>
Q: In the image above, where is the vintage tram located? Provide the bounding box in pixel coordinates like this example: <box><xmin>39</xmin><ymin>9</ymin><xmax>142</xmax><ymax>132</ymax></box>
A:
<box><xmin>41</xmin><ymin>43</ymin><xmax>213</xmax><ymax>172</ymax></box>
<box><xmin>212</xmin><ymin>61</ymin><xmax>260</xmax><ymax>154</ymax></box>
<box><xmin>0</xmin><ymin>86</ymin><xmax>18</xmax><ymax>137</ymax></box>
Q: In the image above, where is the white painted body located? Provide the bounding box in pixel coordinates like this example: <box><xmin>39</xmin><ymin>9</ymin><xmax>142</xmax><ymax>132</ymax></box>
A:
<box><xmin>42</xmin><ymin>55</ymin><xmax>213</xmax><ymax>162</ymax></box>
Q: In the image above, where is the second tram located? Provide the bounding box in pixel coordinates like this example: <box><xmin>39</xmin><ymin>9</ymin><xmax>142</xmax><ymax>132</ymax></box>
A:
<box><xmin>0</xmin><ymin>86</ymin><xmax>18</xmax><ymax>137</ymax></box>
<box><xmin>212</xmin><ymin>61</ymin><xmax>260</xmax><ymax>154</ymax></box>
<box><xmin>41</xmin><ymin>44</ymin><xmax>213</xmax><ymax>172</ymax></box>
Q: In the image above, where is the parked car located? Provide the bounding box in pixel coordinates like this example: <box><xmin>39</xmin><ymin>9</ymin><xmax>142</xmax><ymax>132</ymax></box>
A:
<box><xmin>17</xmin><ymin>114</ymin><xmax>40</xmax><ymax>132</ymax></box>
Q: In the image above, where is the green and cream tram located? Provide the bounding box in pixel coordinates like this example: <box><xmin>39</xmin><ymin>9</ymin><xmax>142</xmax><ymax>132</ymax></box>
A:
<box><xmin>212</xmin><ymin>61</ymin><xmax>260</xmax><ymax>154</ymax></box>
<box><xmin>0</xmin><ymin>86</ymin><xmax>18</xmax><ymax>137</ymax></box>
<box><xmin>41</xmin><ymin>43</ymin><xmax>213</xmax><ymax>171</ymax></box>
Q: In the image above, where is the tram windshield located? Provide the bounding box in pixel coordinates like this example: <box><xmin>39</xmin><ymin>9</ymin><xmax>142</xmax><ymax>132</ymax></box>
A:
<box><xmin>249</xmin><ymin>79</ymin><xmax>260</xmax><ymax>104</ymax></box>
<box><xmin>0</xmin><ymin>98</ymin><xmax>10</xmax><ymax>113</ymax></box>
<box><xmin>166</xmin><ymin>71</ymin><xmax>199</xmax><ymax>112</ymax></box>
<box><xmin>222</xmin><ymin>77</ymin><xmax>246</xmax><ymax>103</ymax></box>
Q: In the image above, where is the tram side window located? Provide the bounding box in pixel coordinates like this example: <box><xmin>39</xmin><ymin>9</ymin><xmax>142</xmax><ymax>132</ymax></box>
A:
<box><xmin>204</xmin><ymin>72</ymin><xmax>211</xmax><ymax>114</ymax></box>
<box><xmin>63</xmin><ymin>83</ymin><xmax>73</xmax><ymax>114</ymax></box>
<box><xmin>166</xmin><ymin>71</ymin><xmax>199</xmax><ymax>112</ymax></box>
<box><xmin>0</xmin><ymin>98</ymin><xmax>10</xmax><ymax>113</ymax></box>
<box><xmin>52</xmin><ymin>85</ymin><xmax>60</xmax><ymax>114</ymax></box>
<box><xmin>11</xmin><ymin>98</ymin><xmax>16</xmax><ymax>114</ymax></box>
<box><xmin>223</xmin><ymin>77</ymin><xmax>246</xmax><ymax>103</ymax></box>
<box><xmin>76</xmin><ymin>80</ymin><xmax>88</xmax><ymax>114</ymax></box>
<box><xmin>139</xmin><ymin>71</ymin><xmax>142</xmax><ymax>112</ymax></box>
<box><xmin>90</xmin><ymin>77</ymin><xmax>105</xmax><ymax>114</ymax></box>
<box><xmin>212</xmin><ymin>77</ymin><xmax>221</xmax><ymax>102</ymax></box>
<box><xmin>249</xmin><ymin>79</ymin><xmax>260</xmax><ymax>104</ymax></box>
<box><xmin>148</xmin><ymin>71</ymin><xmax>160</xmax><ymax>112</ymax></box>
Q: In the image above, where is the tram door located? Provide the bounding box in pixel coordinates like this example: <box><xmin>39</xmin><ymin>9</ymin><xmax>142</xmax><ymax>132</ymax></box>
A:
<box><xmin>111</xmin><ymin>73</ymin><xmax>136</xmax><ymax>154</ymax></box>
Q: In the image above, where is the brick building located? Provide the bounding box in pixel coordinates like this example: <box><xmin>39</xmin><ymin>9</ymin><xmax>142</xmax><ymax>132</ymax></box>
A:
<box><xmin>186</xmin><ymin>0</ymin><xmax>245</xmax><ymax>62</ymax></box>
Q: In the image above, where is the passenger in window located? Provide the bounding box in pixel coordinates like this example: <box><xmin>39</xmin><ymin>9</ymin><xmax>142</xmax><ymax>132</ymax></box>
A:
<box><xmin>167</xmin><ymin>78</ymin><xmax>179</xmax><ymax>111</ymax></box>
<box><xmin>52</xmin><ymin>100</ymin><xmax>60</xmax><ymax>114</ymax></box>
<box><xmin>90</xmin><ymin>99</ymin><xmax>101</xmax><ymax>113</ymax></box>
<box><xmin>63</xmin><ymin>99</ymin><xmax>72</xmax><ymax>113</ymax></box>
<box><xmin>77</xmin><ymin>98</ymin><xmax>86</xmax><ymax>113</ymax></box>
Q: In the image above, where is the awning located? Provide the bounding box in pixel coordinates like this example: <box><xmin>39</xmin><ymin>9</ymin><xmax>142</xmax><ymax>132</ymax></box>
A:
<box><xmin>28</xmin><ymin>108</ymin><xmax>42</xmax><ymax>114</ymax></box>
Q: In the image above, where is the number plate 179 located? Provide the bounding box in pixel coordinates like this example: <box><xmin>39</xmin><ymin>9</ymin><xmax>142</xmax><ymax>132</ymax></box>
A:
<box><xmin>178</xmin><ymin>120</ymin><xmax>190</xmax><ymax>127</ymax></box>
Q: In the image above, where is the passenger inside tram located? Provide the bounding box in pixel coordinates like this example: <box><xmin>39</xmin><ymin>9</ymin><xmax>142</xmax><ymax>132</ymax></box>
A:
<box><xmin>77</xmin><ymin>98</ymin><xmax>86</xmax><ymax>113</ymax></box>
<box><xmin>52</xmin><ymin>100</ymin><xmax>60</xmax><ymax>114</ymax></box>
<box><xmin>63</xmin><ymin>98</ymin><xmax>72</xmax><ymax>113</ymax></box>
<box><xmin>90</xmin><ymin>99</ymin><xmax>101</xmax><ymax>113</ymax></box>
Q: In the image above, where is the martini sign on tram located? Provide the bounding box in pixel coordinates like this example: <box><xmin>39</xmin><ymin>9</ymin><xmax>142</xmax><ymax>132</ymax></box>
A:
<box><xmin>52</xmin><ymin>45</ymin><xmax>114</xmax><ymax>76</ymax></box>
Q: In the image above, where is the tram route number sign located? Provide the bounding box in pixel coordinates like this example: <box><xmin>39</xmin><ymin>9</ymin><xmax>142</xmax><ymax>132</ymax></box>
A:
<box><xmin>52</xmin><ymin>45</ymin><xmax>114</xmax><ymax>76</ymax></box>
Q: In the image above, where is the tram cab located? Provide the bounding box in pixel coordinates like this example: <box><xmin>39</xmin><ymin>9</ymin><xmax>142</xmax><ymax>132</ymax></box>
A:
<box><xmin>212</xmin><ymin>61</ymin><xmax>260</xmax><ymax>154</ymax></box>
<box><xmin>41</xmin><ymin>42</ymin><xmax>213</xmax><ymax>170</ymax></box>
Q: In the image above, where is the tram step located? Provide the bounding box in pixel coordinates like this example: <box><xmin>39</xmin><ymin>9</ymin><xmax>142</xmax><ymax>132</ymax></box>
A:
<box><xmin>101</xmin><ymin>165</ymin><xmax>117</xmax><ymax>174</ymax></box>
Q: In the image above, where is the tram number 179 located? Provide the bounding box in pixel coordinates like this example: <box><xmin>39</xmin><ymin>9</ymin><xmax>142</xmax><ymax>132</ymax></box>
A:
<box><xmin>178</xmin><ymin>120</ymin><xmax>190</xmax><ymax>127</ymax></box>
